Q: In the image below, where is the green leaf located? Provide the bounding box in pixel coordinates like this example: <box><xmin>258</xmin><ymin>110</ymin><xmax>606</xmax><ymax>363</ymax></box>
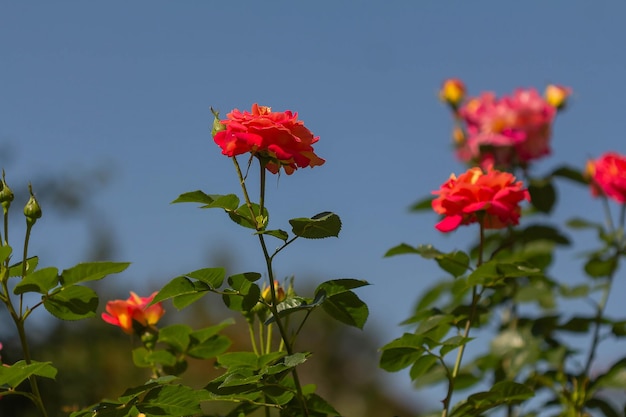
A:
<box><xmin>551</xmin><ymin>165</ymin><xmax>587</xmax><ymax>184</ymax></box>
<box><xmin>256</xmin><ymin>229</ymin><xmax>289</xmax><ymax>242</ymax></box>
<box><xmin>518</xmin><ymin>224</ymin><xmax>570</xmax><ymax>245</ymax></box>
<box><xmin>188</xmin><ymin>335</ymin><xmax>231</xmax><ymax>360</ymax></box>
<box><xmin>409</xmin><ymin>353</ymin><xmax>439</xmax><ymax>381</ymax></box>
<box><xmin>314</xmin><ymin>278</ymin><xmax>369</xmax><ymax>298</ymax></box>
<box><xmin>228</xmin><ymin>203</ymin><xmax>268</xmax><ymax>230</ymax></box>
<box><xmin>380</xmin><ymin>333</ymin><xmax>425</xmax><ymax>372</ymax></box>
<box><xmin>0</xmin><ymin>245</ymin><xmax>11</xmax><ymax>264</ymax></box>
<box><xmin>60</xmin><ymin>262</ymin><xmax>130</xmax><ymax>286</ymax></box>
<box><xmin>289</xmin><ymin>212</ymin><xmax>341</xmax><ymax>239</ymax></box>
<box><xmin>216</xmin><ymin>352</ymin><xmax>260</xmax><ymax>369</ymax></box>
<box><xmin>132</xmin><ymin>347</ymin><xmax>177</xmax><ymax>368</ymax></box>
<box><xmin>322</xmin><ymin>291</ymin><xmax>368</xmax><ymax>329</ymax></box>
<box><xmin>44</xmin><ymin>285</ymin><xmax>99</xmax><ymax>320</ymax></box>
<box><xmin>0</xmin><ymin>360</ymin><xmax>57</xmax><ymax>388</ymax></box>
<box><xmin>222</xmin><ymin>274</ymin><xmax>261</xmax><ymax>313</ymax></box>
<box><xmin>593</xmin><ymin>358</ymin><xmax>626</xmax><ymax>390</ymax></box>
<box><xmin>14</xmin><ymin>266</ymin><xmax>59</xmax><ymax>295</ymax></box>
<box><xmin>528</xmin><ymin>179</ymin><xmax>556</xmax><ymax>213</ymax></box>
<box><xmin>185</xmin><ymin>267</ymin><xmax>225</xmax><ymax>288</ymax></box>
<box><xmin>567</xmin><ymin>217</ymin><xmax>603</xmax><ymax>230</ymax></box>
<box><xmin>586</xmin><ymin>398</ymin><xmax>622</xmax><ymax>417</ymax></box>
<box><xmin>436</xmin><ymin>251</ymin><xmax>470</xmax><ymax>278</ymax></box>
<box><xmin>8</xmin><ymin>256</ymin><xmax>38</xmax><ymax>277</ymax></box>
<box><xmin>409</xmin><ymin>196</ymin><xmax>434</xmax><ymax>212</ymax></box>
<box><xmin>439</xmin><ymin>335</ymin><xmax>473</xmax><ymax>357</ymax></box>
<box><xmin>265</xmin><ymin>294</ymin><xmax>326</xmax><ymax>325</ymax></box>
<box><xmin>140</xmin><ymin>384</ymin><xmax>202</xmax><ymax>416</ymax></box>
<box><xmin>384</xmin><ymin>243</ymin><xmax>443</xmax><ymax>258</ymax></box>
<box><xmin>450</xmin><ymin>381</ymin><xmax>533</xmax><ymax>417</ymax></box>
<box><xmin>585</xmin><ymin>256</ymin><xmax>617</xmax><ymax>278</ymax></box>
<box><xmin>172</xmin><ymin>190</ymin><xmax>239</xmax><ymax>211</ymax></box>
<box><xmin>152</xmin><ymin>276</ymin><xmax>209</xmax><ymax>306</ymax></box>
<box><xmin>306</xmin><ymin>393</ymin><xmax>340</xmax><ymax>415</ymax></box>
<box><xmin>158</xmin><ymin>324</ymin><xmax>192</xmax><ymax>353</ymax></box>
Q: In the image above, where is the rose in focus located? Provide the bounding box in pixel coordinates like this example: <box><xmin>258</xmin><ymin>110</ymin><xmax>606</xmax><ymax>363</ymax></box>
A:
<box><xmin>586</xmin><ymin>152</ymin><xmax>626</xmax><ymax>204</ymax></box>
<box><xmin>441</xmin><ymin>80</ymin><xmax>571</xmax><ymax>169</ymax></box>
<box><xmin>213</xmin><ymin>103</ymin><xmax>325</xmax><ymax>175</ymax></box>
<box><xmin>432</xmin><ymin>166</ymin><xmax>530</xmax><ymax>233</ymax></box>
<box><xmin>102</xmin><ymin>292</ymin><xmax>165</xmax><ymax>334</ymax></box>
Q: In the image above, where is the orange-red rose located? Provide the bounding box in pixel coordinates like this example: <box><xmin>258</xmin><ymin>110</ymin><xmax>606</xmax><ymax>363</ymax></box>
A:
<box><xmin>586</xmin><ymin>152</ymin><xmax>626</xmax><ymax>204</ymax></box>
<box><xmin>432</xmin><ymin>166</ymin><xmax>530</xmax><ymax>232</ymax></box>
<box><xmin>213</xmin><ymin>104</ymin><xmax>325</xmax><ymax>175</ymax></box>
<box><xmin>102</xmin><ymin>292</ymin><xmax>164</xmax><ymax>334</ymax></box>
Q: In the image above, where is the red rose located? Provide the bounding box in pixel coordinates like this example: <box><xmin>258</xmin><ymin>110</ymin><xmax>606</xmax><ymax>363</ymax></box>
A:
<box><xmin>432</xmin><ymin>166</ymin><xmax>530</xmax><ymax>233</ymax></box>
<box><xmin>213</xmin><ymin>104</ymin><xmax>324</xmax><ymax>175</ymax></box>
<box><xmin>586</xmin><ymin>152</ymin><xmax>626</xmax><ymax>203</ymax></box>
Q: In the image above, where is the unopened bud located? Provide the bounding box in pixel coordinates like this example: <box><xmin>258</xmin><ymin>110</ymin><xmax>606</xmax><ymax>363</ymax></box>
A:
<box><xmin>0</xmin><ymin>170</ymin><xmax>14</xmax><ymax>211</ymax></box>
<box><xmin>439</xmin><ymin>78</ymin><xmax>466</xmax><ymax>109</ymax></box>
<box><xmin>545</xmin><ymin>84</ymin><xmax>571</xmax><ymax>110</ymax></box>
<box><xmin>452</xmin><ymin>126</ymin><xmax>466</xmax><ymax>145</ymax></box>
<box><xmin>24</xmin><ymin>183</ymin><xmax>42</xmax><ymax>225</ymax></box>
<box><xmin>211</xmin><ymin>107</ymin><xmax>227</xmax><ymax>137</ymax></box>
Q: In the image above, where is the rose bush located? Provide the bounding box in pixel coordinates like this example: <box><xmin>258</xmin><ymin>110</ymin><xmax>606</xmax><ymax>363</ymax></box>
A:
<box><xmin>212</xmin><ymin>103</ymin><xmax>325</xmax><ymax>174</ymax></box>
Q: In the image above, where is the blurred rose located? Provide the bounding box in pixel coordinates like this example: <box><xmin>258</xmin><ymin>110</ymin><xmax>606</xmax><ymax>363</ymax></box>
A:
<box><xmin>586</xmin><ymin>152</ymin><xmax>626</xmax><ymax>203</ymax></box>
<box><xmin>213</xmin><ymin>103</ymin><xmax>324</xmax><ymax>175</ymax></box>
<box><xmin>432</xmin><ymin>166</ymin><xmax>530</xmax><ymax>232</ymax></box>
<box><xmin>102</xmin><ymin>292</ymin><xmax>164</xmax><ymax>334</ymax></box>
<box><xmin>455</xmin><ymin>87</ymin><xmax>565</xmax><ymax>168</ymax></box>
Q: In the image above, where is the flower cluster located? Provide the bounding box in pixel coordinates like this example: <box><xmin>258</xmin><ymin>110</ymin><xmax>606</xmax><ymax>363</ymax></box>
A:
<box><xmin>586</xmin><ymin>152</ymin><xmax>626</xmax><ymax>204</ymax></box>
<box><xmin>432</xmin><ymin>166</ymin><xmax>530</xmax><ymax>233</ymax></box>
<box><xmin>440</xmin><ymin>80</ymin><xmax>571</xmax><ymax>169</ymax></box>
<box><xmin>213</xmin><ymin>103</ymin><xmax>325</xmax><ymax>175</ymax></box>
<box><xmin>102</xmin><ymin>292</ymin><xmax>165</xmax><ymax>335</ymax></box>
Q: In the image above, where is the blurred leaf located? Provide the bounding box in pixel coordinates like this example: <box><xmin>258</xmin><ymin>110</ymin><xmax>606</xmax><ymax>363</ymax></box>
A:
<box><xmin>409</xmin><ymin>196</ymin><xmax>434</xmax><ymax>212</ymax></box>
<box><xmin>592</xmin><ymin>358</ymin><xmax>626</xmax><ymax>390</ymax></box>
<box><xmin>0</xmin><ymin>360</ymin><xmax>57</xmax><ymax>388</ymax></box>
<box><xmin>8</xmin><ymin>256</ymin><xmax>38</xmax><ymax>277</ymax></box>
<box><xmin>228</xmin><ymin>203</ymin><xmax>268</xmax><ymax>230</ymax></box>
<box><xmin>44</xmin><ymin>285</ymin><xmax>99</xmax><ymax>320</ymax></box>
<box><xmin>551</xmin><ymin>165</ymin><xmax>587</xmax><ymax>184</ymax></box>
<box><xmin>439</xmin><ymin>336</ymin><xmax>473</xmax><ymax>357</ymax></box>
<box><xmin>436</xmin><ymin>251</ymin><xmax>470</xmax><ymax>278</ymax></box>
<box><xmin>289</xmin><ymin>212</ymin><xmax>341</xmax><ymax>239</ymax></box>
<box><xmin>559</xmin><ymin>284</ymin><xmax>590</xmax><ymax>298</ymax></box>
<box><xmin>172</xmin><ymin>190</ymin><xmax>239</xmax><ymax>211</ymax></box>
<box><xmin>518</xmin><ymin>224</ymin><xmax>570</xmax><ymax>245</ymax></box>
<box><xmin>567</xmin><ymin>217</ymin><xmax>603</xmax><ymax>230</ymax></box>
<box><xmin>612</xmin><ymin>320</ymin><xmax>626</xmax><ymax>337</ymax></box>
<box><xmin>60</xmin><ymin>262</ymin><xmax>130</xmax><ymax>286</ymax></box>
<box><xmin>322</xmin><ymin>291</ymin><xmax>368</xmax><ymax>329</ymax></box>
<box><xmin>586</xmin><ymin>398</ymin><xmax>621</xmax><ymax>417</ymax></box>
<box><xmin>228</xmin><ymin>272</ymin><xmax>262</xmax><ymax>283</ymax></box>
<box><xmin>14</xmin><ymin>266</ymin><xmax>58</xmax><ymax>295</ymax></box>
<box><xmin>528</xmin><ymin>179</ymin><xmax>556</xmax><ymax>213</ymax></box>
<box><xmin>585</xmin><ymin>256</ymin><xmax>617</xmax><ymax>278</ymax></box>
<box><xmin>450</xmin><ymin>381</ymin><xmax>533</xmax><ymax>416</ymax></box>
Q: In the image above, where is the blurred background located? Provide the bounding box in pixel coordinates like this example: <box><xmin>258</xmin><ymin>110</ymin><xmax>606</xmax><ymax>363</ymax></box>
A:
<box><xmin>2</xmin><ymin>2</ymin><xmax>626</xmax><ymax>416</ymax></box>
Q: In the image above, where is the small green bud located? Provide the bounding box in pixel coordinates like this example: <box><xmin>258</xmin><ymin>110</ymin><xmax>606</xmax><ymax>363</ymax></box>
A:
<box><xmin>0</xmin><ymin>170</ymin><xmax>15</xmax><ymax>211</ymax></box>
<box><xmin>211</xmin><ymin>107</ymin><xmax>226</xmax><ymax>137</ymax></box>
<box><xmin>24</xmin><ymin>183</ymin><xmax>42</xmax><ymax>225</ymax></box>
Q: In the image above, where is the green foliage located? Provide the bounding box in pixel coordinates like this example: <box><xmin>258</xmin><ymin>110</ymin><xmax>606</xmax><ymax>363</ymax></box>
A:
<box><xmin>289</xmin><ymin>211</ymin><xmax>342</xmax><ymax>239</ymax></box>
<box><xmin>0</xmin><ymin>361</ymin><xmax>57</xmax><ymax>388</ymax></box>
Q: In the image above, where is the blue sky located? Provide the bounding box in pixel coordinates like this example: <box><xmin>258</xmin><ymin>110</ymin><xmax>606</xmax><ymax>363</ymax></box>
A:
<box><xmin>3</xmin><ymin>1</ymin><xmax>626</xmax><ymax>411</ymax></box>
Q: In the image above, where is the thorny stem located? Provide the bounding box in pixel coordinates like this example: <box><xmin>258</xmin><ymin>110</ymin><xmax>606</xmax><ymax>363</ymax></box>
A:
<box><xmin>441</xmin><ymin>222</ymin><xmax>485</xmax><ymax>417</ymax></box>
